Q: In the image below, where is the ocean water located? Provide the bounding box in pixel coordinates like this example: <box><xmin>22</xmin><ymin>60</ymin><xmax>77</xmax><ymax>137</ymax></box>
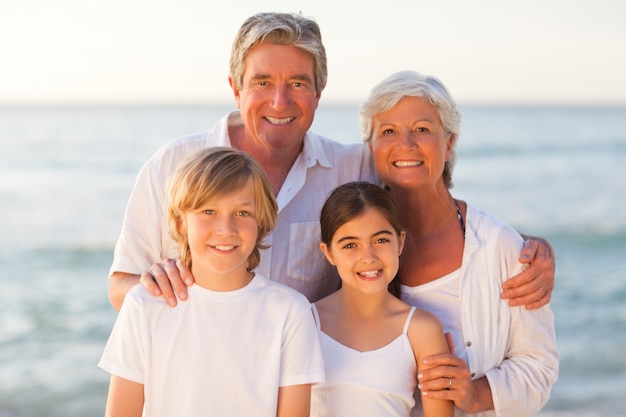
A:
<box><xmin>1</xmin><ymin>103</ymin><xmax>625</xmax><ymax>416</ymax></box>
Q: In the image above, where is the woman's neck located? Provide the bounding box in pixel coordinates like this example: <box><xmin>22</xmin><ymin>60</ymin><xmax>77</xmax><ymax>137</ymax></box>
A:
<box><xmin>390</xmin><ymin>183</ymin><xmax>466</xmax><ymax>287</ymax></box>
<box><xmin>389</xmin><ymin>184</ymin><xmax>457</xmax><ymax>237</ymax></box>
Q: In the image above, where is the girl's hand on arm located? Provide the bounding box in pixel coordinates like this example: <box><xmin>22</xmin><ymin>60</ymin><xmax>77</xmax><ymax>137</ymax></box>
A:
<box><xmin>139</xmin><ymin>258</ymin><xmax>195</xmax><ymax>308</ymax></box>
<box><xmin>276</xmin><ymin>384</ymin><xmax>312</xmax><ymax>417</ymax></box>
<box><xmin>104</xmin><ymin>375</ymin><xmax>144</xmax><ymax>417</ymax></box>
<box><xmin>501</xmin><ymin>236</ymin><xmax>555</xmax><ymax>309</ymax></box>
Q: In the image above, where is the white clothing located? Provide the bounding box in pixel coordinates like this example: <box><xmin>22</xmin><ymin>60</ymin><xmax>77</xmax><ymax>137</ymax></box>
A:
<box><xmin>110</xmin><ymin>111</ymin><xmax>377</xmax><ymax>302</ymax></box>
<box><xmin>402</xmin><ymin>268</ymin><xmax>469</xmax><ymax>365</ymax></box>
<box><xmin>310</xmin><ymin>305</ymin><xmax>418</xmax><ymax>417</ymax></box>
<box><xmin>403</xmin><ymin>203</ymin><xmax>558</xmax><ymax>417</ymax></box>
<box><xmin>99</xmin><ymin>275</ymin><xmax>325</xmax><ymax>417</ymax></box>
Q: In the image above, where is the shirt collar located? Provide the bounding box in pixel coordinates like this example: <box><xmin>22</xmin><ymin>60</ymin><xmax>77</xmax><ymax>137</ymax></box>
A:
<box><xmin>228</xmin><ymin>110</ymin><xmax>332</xmax><ymax>169</ymax></box>
<box><xmin>302</xmin><ymin>129</ymin><xmax>332</xmax><ymax>169</ymax></box>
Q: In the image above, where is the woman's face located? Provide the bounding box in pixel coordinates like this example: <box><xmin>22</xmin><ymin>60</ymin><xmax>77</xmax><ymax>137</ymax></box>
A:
<box><xmin>369</xmin><ymin>96</ymin><xmax>453</xmax><ymax>191</ymax></box>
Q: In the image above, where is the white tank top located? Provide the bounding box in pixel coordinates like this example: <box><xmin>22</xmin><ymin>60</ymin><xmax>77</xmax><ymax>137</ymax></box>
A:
<box><xmin>310</xmin><ymin>305</ymin><xmax>418</xmax><ymax>417</ymax></box>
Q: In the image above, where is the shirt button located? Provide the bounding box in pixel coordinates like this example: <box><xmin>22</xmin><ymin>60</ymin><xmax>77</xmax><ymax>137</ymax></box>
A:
<box><xmin>471</xmin><ymin>372</ymin><xmax>476</xmax><ymax>378</ymax></box>
<box><xmin>466</xmin><ymin>341</ymin><xmax>472</xmax><ymax>347</ymax></box>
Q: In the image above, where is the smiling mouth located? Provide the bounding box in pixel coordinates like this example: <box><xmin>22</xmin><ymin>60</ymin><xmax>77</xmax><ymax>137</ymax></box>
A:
<box><xmin>265</xmin><ymin>116</ymin><xmax>295</xmax><ymax>125</ymax></box>
<box><xmin>393</xmin><ymin>160</ymin><xmax>423</xmax><ymax>167</ymax></box>
<box><xmin>212</xmin><ymin>245</ymin><xmax>236</xmax><ymax>251</ymax></box>
<box><xmin>358</xmin><ymin>270</ymin><xmax>381</xmax><ymax>279</ymax></box>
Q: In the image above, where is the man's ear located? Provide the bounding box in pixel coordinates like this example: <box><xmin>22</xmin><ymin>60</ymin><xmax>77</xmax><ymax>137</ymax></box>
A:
<box><xmin>229</xmin><ymin>76</ymin><xmax>241</xmax><ymax>108</ymax></box>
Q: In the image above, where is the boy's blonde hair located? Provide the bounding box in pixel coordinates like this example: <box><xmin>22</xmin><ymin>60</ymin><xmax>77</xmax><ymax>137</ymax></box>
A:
<box><xmin>167</xmin><ymin>147</ymin><xmax>278</xmax><ymax>271</ymax></box>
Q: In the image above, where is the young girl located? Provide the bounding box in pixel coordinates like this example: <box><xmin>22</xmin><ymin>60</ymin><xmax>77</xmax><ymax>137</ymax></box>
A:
<box><xmin>99</xmin><ymin>147</ymin><xmax>324</xmax><ymax>417</ymax></box>
<box><xmin>310</xmin><ymin>181</ymin><xmax>453</xmax><ymax>417</ymax></box>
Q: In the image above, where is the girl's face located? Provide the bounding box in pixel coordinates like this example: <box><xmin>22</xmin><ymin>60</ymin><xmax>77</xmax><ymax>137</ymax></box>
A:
<box><xmin>320</xmin><ymin>206</ymin><xmax>405</xmax><ymax>295</ymax></box>
<box><xmin>183</xmin><ymin>179</ymin><xmax>259</xmax><ymax>288</ymax></box>
<box><xmin>369</xmin><ymin>96</ymin><xmax>453</xmax><ymax>191</ymax></box>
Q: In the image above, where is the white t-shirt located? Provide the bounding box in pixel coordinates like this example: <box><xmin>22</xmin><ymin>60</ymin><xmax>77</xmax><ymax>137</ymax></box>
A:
<box><xmin>110</xmin><ymin>111</ymin><xmax>377</xmax><ymax>302</ymax></box>
<box><xmin>99</xmin><ymin>275</ymin><xmax>325</xmax><ymax>417</ymax></box>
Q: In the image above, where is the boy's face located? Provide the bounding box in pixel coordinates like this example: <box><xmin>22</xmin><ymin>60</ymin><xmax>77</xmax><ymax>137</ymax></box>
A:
<box><xmin>183</xmin><ymin>180</ymin><xmax>259</xmax><ymax>290</ymax></box>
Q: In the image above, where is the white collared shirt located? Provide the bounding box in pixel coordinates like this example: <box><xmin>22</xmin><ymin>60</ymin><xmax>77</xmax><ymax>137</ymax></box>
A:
<box><xmin>403</xmin><ymin>203</ymin><xmax>559</xmax><ymax>417</ymax></box>
<box><xmin>110</xmin><ymin>111</ymin><xmax>378</xmax><ymax>301</ymax></box>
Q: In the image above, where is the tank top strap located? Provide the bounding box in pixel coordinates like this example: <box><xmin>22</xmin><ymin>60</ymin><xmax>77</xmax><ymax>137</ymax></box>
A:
<box><xmin>402</xmin><ymin>306</ymin><xmax>417</xmax><ymax>334</ymax></box>
<box><xmin>311</xmin><ymin>303</ymin><xmax>322</xmax><ymax>331</ymax></box>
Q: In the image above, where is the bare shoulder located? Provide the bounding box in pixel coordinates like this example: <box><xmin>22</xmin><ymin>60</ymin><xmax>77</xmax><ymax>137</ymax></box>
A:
<box><xmin>409</xmin><ymin>307</ymin><xmax>444</xmax><ymax>332</ymax></box>
<box><xmin>313</xmin><ymin>292</ymin><xmax>339</xmax><ymax>314</ymax></box>
<box><xmin>312</xmin><ymin>292</ymin><xmax>342</xmax><ymax>325</ymax></box>
<box><xmin>407</xmin><ymin>308</ymin><xmax>449</xmax><ymax>360</ymax></box>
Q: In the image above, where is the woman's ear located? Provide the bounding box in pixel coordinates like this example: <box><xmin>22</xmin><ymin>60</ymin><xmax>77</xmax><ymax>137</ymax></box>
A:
<box><xmin>445</xmin><ymin>133</ymin><xmax>454</xmax><ymax>160</ymax></box>
<box><xmin>320</xmin><ymin>242</ymin><xmax>335</xmax><ymax>266</ymax></box>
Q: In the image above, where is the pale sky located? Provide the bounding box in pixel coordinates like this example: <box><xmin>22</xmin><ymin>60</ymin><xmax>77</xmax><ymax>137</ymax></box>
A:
<box><xmin>2</xmin><ymin>0</ymin><xmax>625</xmax><ymax>105</ymax></box>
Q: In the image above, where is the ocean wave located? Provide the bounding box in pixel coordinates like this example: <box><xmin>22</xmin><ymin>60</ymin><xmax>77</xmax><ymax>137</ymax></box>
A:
<box><xmin>459</xmin><ymin>139</ymin><xmax>626</xmax><ymax>158</ymax></box>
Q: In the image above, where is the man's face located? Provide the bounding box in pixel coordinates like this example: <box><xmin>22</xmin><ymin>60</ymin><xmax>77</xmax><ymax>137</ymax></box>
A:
<box><xmin>230</xmin><ymin>43</ymin><xmax>321</xmax><ymax>154</ymax></box>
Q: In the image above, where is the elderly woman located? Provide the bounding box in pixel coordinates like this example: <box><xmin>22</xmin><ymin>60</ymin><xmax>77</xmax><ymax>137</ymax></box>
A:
<box><xmin>360</xmin><ymin>71</ymin><xmax>558</xmax><ymax>416</ymax></box>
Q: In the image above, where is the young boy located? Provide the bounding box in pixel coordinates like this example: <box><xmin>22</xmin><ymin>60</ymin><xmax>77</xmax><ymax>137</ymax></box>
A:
<box><xmin>99</xmin><ymin>147</ymin><xmax>324</xmax><ymax>417</ymax></box>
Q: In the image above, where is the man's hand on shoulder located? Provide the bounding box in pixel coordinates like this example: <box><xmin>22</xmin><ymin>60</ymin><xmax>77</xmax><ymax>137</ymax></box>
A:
<box><xmin>501</xmin><ymin>236</ymin><xmax>555</xmax><ymax>309</ymax></box>
<box><xmin>109</xmin><ymin>258</ymin><xmax>194</xmax><ymax>311</ymax></box>
<box><xmin>140</xmin><ymin>258</ymin><xmax>194</xmax><ymax>308</ymax></box>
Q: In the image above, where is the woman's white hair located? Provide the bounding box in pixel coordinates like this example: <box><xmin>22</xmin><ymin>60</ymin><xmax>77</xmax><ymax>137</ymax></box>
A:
<box><xmin>360</xmin><ymin>70</ymin><xmax>462</xmax><ymax>188</ymax></box>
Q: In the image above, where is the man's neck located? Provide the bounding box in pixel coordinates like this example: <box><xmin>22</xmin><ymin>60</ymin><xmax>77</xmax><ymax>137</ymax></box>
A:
<box><xmin>229</xmin><ymin>124</ymin><xmax>303</xmax><ymax>195</ymax></box>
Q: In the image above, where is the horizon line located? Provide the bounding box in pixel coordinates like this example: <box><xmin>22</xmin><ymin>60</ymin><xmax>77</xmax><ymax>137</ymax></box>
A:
<box><xmin>1</xmin><ymin>99</ymin><xmax>626</xmax><ymax>108</ymax></box>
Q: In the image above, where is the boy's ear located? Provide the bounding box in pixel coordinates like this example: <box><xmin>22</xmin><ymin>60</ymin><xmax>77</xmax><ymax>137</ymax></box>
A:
<box><xmin>177</xmin><ymin>215</ymin><xmax>187</xmax><ymax>236</ymax></box>
<box><xmin>319</xmin><ymin>242</ymin><xmax>335</xmax><ymax>266</ymax></box>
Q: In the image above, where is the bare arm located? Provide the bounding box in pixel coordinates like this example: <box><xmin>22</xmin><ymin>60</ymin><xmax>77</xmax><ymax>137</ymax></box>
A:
<box><xmin>418</xmin><ymin>333</ymin><xmax>493</xmax><ymax>414</ymax></box>
<box><xmin>109</xmin><ymin>272</ymin><xmax>140</xmax><ymax>312</ymax></box>
<box><xmin>276</xmin><ymin>384</ymin><xmax>312</xmax><ymax>417</ymax></box>
<box><xmin>409</xmin><ymin>313</ymin><xmax>454</xmax><ymax>417</ymax></box>
<box><xmin>104</xmin><ymin>375</ymin><xmax>144</xmax><ymax>417</ymax></box>
<box><xmin>501</xmin><ymin>235</ymin><xmax>556</xmax><ymax>309</ymax></box>
<box><xmin>108</xmin><ymin>258</ymin><xmax>194</xmax><ymax>311</ymax></box>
